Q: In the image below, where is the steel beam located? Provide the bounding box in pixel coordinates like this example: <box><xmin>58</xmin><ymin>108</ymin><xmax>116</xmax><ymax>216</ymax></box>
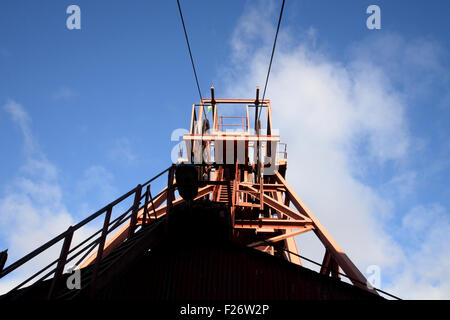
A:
<box><xmin>274</xmin><ymin>171</ymin><xmax>376</xmax><ymax>294</ymax></box>
<box><xmin>247</xmin><ymin>227</ymin><xmax>314</xmax><ymax>248</ymax></box>
<box><xmin>234</xmin><ymin>218</ymin><xmax>312</xmax><ymax>229</ymax></box>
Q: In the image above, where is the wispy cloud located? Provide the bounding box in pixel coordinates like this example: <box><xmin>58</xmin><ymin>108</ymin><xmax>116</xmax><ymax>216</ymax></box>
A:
<box><xmin>76</xmin><ymin>165</ymin><xmax>118</xmax><ymax>205</ymax></box>
<box><xmin>52</xmin><ymin>87</ymin><xmax>77</xmax><ymax>100</ymax></box>
<box><xmin>0</xmin><ymin>100</ymin><xmax>95</xmax><ymax>294</ymax></box>
<box><xmin>223</xmin><ymin>0</ymin><xmax>450</xmax><ymax>299</ymax></box>
<box><xmin>388</xmin><ymin>204</ymin><xmax>450</xmax><ymax>299</ymax></box>
<box><xmin>108</xmin><ymin>137</ymin><xmax>137</xmax><ymax>165</ymax></box>
<box><xmin>3</xmin><ymin>100</ymin><xmax>36</xmax><ymax>154</ymax></box>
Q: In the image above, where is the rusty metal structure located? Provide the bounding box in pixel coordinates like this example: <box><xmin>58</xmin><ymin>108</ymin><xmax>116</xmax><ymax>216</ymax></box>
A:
<box><xmin>0</xmin><ymin>87</ymin><xmax>384</xmax><ymax>300</ymax></box>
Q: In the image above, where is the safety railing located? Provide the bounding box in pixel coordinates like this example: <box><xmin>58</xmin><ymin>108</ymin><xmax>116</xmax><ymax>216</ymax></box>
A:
<box><xmin>218</xmin><ymin>116</ymin><xmax>248</xmax><ymax>132</ymax></box>
<box><xmin>278</xmin><ymin>142</ymin><xmax>287</xmax><ymax>159</ymax></box>
<box><xmin>0</xmin><ymin>165</ymin><xmax>175</xmax><ymax>299</ymax></box>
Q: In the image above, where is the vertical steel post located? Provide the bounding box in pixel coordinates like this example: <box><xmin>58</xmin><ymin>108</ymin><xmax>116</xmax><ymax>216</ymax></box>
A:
<box><xmin>48</xmin><ymin>226</ymin><xmax>74</xmax><ymax>299</ymax></box>
<box><xmin>0</xmin><ymin>250</ymin><xmax>7</xmax><ymax>273</ymax></box>
<box><xmin>89</xmin><ymin>205</ymin><xmax>112</xmax><ymax>297</ymax></box>
<box><xmin>165</xmin><ymin>165</ymin><xmax>176</xmax><ymax>232</ymax></box>
<box><xmin>211</xmin><ymin>85</ymin><xmax>216</xmax><ymax>132</ymax></box>
<box><xmin>142</xmin><ymin>185</ymin><xmax>150</xmax><ymax>227</ymax></box>
<box><xmin>128</xmin><ymin>184</ymin><xmax>142</xmax><ymax>239</ymax></box>
<box><xmin>148</xmin><ymin>185</ymin><xmax>158</xmax><ymax>220</ymax></box>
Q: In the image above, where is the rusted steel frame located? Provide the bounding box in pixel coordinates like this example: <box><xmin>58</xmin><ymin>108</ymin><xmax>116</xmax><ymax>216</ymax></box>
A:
<box><xmin>320</xmin><ymin>250</ymin><xmax>332</xmax><ymax>276</ymax></box>
<box><xmin>142</xmin><ymin>184</ymin><xmax>215</xmax><ymax>225</ymax></box>
<box><xmin>183</xmin><ymin>134</ymin><xmax>280</xmax><ymax>142</ymax></box>
<box><xmin>198</xmin><ymin>101</ymin><xmax>204</xmax><ymax>142</ymax></box>
<box><xmin>246</xmin><ymin>105</ymin><xmax>250</xmax><ymax>133</ymax></box>
<box><xmin>253</xmin><ymin>245</ymin><xmax>271</xmax><ymax>252</ymax></box>
<box><xmin>235</xmin><ymin>202</ymin><xmax>260</xmax><ymax>208</ymax></box>
<box><xmin>210</xmin><ymin>85</ymin><xmax>217</xmax><ymax>131</ymax></box>
<box><xmin>185</xmin><ymin>137</ymin><xmax>194</xmax><ymax>163</ymax></box>
<box><xmin>247</xmin><ymin>227</ymin><xmax>314</xmax><ymax>248</ymax></box>
<box><xmin>284</xmin><ymin>192</ymin><xmax>290</xmax><ymax>207</ymax></box>
<box><xmin>47</xmin><ymin>226</ymin><xmax>74</xmax><ymax>299</ymax></box>
<box><xmin>273</xmin><ymin>190</ymin><xmax>302</xmax><ymax>265</ymax></box>
<box><xmin>266</xmin><ymin>104</ymin><xmax>273</xmax><ymax>158</ymax></box>
<box><xmin>201</xmin><ymin>98</ymin><xmax>270</xmax><ymax>105</ymax></box>
<box><xmin>212</xmin><ymin>167</ymin><xmax>223</xmax><ymax>201</ymax></box>
<box><xmin>259</xmin><ymin>173</ymin><xmax>264</xmax><ymax>210</ymax></box>
<box><xmin>278</xmin><ymin>142</ymin><xmax>287</xmax><ymax>159</ymax></box>
<box><xmin>220</xmin><ymin>124</ymin><xmax>246</xmax><ymax>128</ymax></box>
<box><xmin>266</xmin><ymin>101</ymin><xmax>272</xmax><ymax>136</ymax></box>
<box><xmin>219</xmin><ymin>116</ymin><xmax>248</xmax><ymax>119</ymax></box>
<box><xmin>319</xmin><ymin>250</ymin><xmax>340</xmax><ymax>279</ymax></box>
<box><xmin>255</xmin><ymin>114</ymin><xmax>261</xmax><ymax>184</ymax></box>
<box><xmin>240</xmin><ymin>182</ymin><xmax>286</xmax><ymax>191</ymax></box>
<box><xmin>89</xmin><ymin>205</ymin><xmax>112</xmax><ymax>297</ymax></box>
<box><xmin>274</xmin><ymin>171</ymin><xmax>375</xmax><ymax>293</ymax></box>
<box><xmin>239</xmin><ymin>185</ymin><xmax>312</xmax><ymax>222</ymax></box>
<box><xmin>198</xmin><ymin>180</ymin><xmax>229</xmax><ymax>186</ymax></box>
<box><xmin>254</xmin><ymin>86</ymin><xmax>260</xmax><ymax>131</ymax></box>
<box><xmin>230</xmin><ymin>163</ymin><xmax>239</xmax><ymax>226</ymax></box>
<box><xmin>227</xmin><ymin>180</ymin><xmax>233</xmax><ymax>222</ymax></box>
<box><xmin>142</xmin><ymin>187</ymin><xmax>168</xmax><ymax>220</ymax></box>
<box><xmin>330</xmin><ymin>258</ymin><xmax>341</xmax><ymax>279</ymax></box>
<box><xmin>128</xmin><ymin>184</ymin><xmax>143</xmax><ymax>239</ymax></box>
<box><xmin>234</xmin><ymin>218</ymin><xmax>312</xmax><ymax>229</ymax></box>
<box><xmin>145</xmin><ymin>185</ymin><xmax>214</xmax><ymax>221</ymax></box>
<box><xmin>190</xmin><ymin>104</ymin><xmax>196</xmax><ymax>134</ymax></box>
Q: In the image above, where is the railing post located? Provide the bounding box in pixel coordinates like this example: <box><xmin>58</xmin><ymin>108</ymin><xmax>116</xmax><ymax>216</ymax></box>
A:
<box><xmin>148</xmin><ymin>185</ymin><xmax>158</xmax><ymax>220</ymax></box>
<box><xmin>260</xmin><ymin>172</ymin><xmax>264</xmax><ymax>211</ymax></box>
<box><xmin>128</xmin><ymin>184</ymin><xmax>142</xmax><ymax>239</ymax></box>
<box><xmin>165</xmin><ymin>165</ymin><xmax>176</xmax><ymax>232</ymax></box>
<box><xmin>89</xmin><ymin>205</ymin><xmax>112</xmax><ymax>298</ymax></box>
<box><xmin>142</xmin><ymin>185</ymin><xmax>150</xmax><ymax>227</ymax></box>
<box><xmin>0</xmin><ymin>250</ymin><xmax>8</xmax><ymax>273</ymax></box>
<box><xmin>48</xmin><ymin>226</ymin><xmax>74</xmax><ymax>299</ymax></box>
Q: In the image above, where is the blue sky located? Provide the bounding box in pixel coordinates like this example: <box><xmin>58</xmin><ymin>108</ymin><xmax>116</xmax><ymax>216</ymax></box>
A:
<box><xmin>1</xmin><ymin>0</ymin><xmax>450</xmax><ymax>298</ymax></box>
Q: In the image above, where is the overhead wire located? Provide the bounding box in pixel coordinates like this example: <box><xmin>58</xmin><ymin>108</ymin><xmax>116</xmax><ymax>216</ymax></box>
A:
<box><xmin>176</xmin><ymin>0</ymin><xmax>204</xmax><ymax>112</ymax></box>
<box><xmin>258</xmin><ymin>0</ymin><xmax>286</xmax><ymax>122</ymax></box>
<box><xmin>173</xmin><ymin>1</ymin><xmax>400</xmax><ymax>301</ymax></box>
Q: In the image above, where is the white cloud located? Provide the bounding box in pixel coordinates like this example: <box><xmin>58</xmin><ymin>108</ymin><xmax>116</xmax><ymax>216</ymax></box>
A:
<box><xmin>222</xmin><ymin>0</ymin><xmax>450</xmax><ymax>299</ymax></box>
<box><xmin>0</xmin><ymin>100</ymin><xmax>96</xmax><ymax>294</ymax></box>
<box><xmin>386</xmin><ymin>204</ymin><xmax>450</xmax><ymax>299</ymax></box>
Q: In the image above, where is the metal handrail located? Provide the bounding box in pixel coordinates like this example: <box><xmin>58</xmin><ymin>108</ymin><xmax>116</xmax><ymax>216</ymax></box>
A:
<box><xmin>218</xmin><ymin>116</ymin><xmax>248</xmax><ymax>132</ymax></box>
<box><xmin>0</xmin><ymin>165</ymin><xmax>174</xmax><ymax>296</ymax></box>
